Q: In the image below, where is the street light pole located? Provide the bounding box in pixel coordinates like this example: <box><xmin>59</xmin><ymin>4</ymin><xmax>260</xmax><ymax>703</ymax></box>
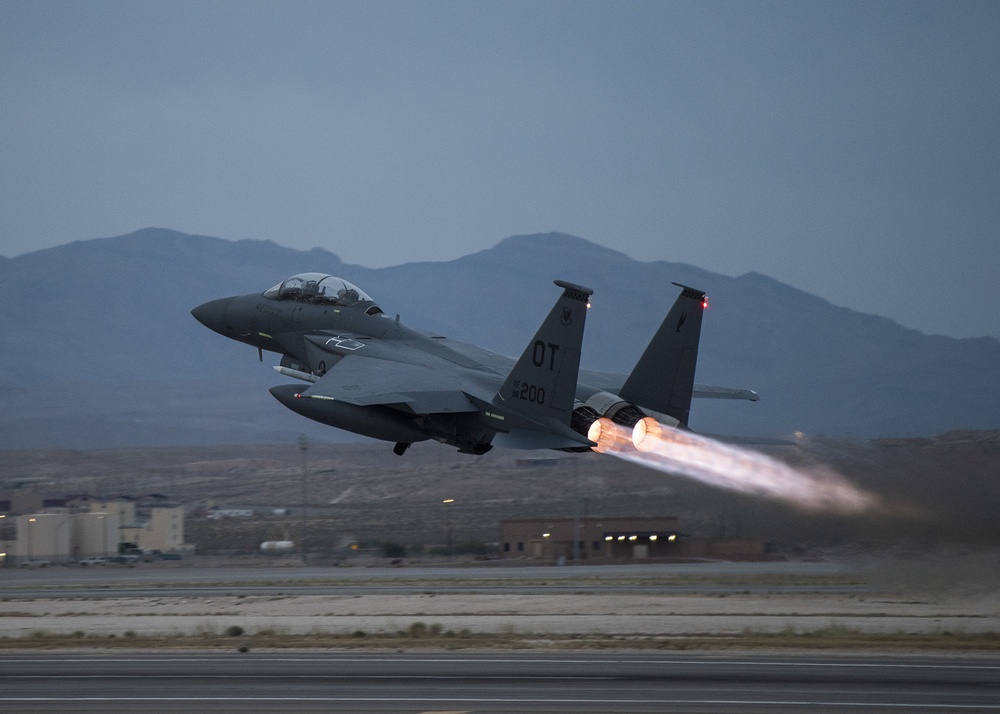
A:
<box><xmin>442</xmin><ymin>499</ymin><xmax>454</xmax><ymax>561</ymax></box>
<box><xmin>27</xmin><ymin>517</ymin><xmax>36</xmax><ymax>560</ymax></box>
<box><xmin>298</xmin><ymin>435</ymin><xmax>308</xmax><ymax>565</ymax></box>
<box><xmin>572</xmin><ymin>458</ymin><xmax>581</xmax><ymax>564</ymax></box>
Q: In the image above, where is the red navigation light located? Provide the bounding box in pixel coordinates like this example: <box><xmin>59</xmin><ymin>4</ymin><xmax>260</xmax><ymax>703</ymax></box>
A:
<box><xmin>701</xmin><ymin>297</ymin><xmax>708</xmax><ymax>309</ymax></box>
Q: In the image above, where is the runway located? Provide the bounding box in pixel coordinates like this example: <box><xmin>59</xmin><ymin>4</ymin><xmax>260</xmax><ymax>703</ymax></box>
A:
<box><xmin>1</xmin><ymin>651</ymin><xmax>998</xmax><ymax>713</ymax></box>
<box><xmin>0</xmin><ymin>561</ymin><xmax>870</xmax><ymax>598</ymax></box>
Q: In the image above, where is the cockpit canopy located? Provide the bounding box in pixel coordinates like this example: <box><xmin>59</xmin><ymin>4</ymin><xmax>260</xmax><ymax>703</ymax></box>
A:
<box><xmin>263</xmin><ymin>273</ymin><xmax>377</xmax><ymax>309</ymax></box>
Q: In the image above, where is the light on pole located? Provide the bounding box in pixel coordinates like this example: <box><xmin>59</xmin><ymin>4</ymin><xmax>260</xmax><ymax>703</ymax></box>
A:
<box><xmin>27</xmin><ymin>517</ymin><xmax>36</xmax><ymax>560</ymax></box>
<box><xmin>442</xmin><ymin>499</ymin><xmax>454</xmax><ymax>560</ymax></box>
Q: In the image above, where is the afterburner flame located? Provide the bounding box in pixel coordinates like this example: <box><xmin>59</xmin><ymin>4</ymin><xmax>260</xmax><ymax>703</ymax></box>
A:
<box><xmin>588</xmin><ymin>417</ymin><xmax>628</xmax><ymax>454</ymax></box>
<box><xmin>632</xmin><ymin>417</ymin><xmax>663</xmax><ymax>452</ymax></box>
<box><xmin>598</xmin><ymin>422</ymin><xmax>877</xmax><ymax>513</ymax></box>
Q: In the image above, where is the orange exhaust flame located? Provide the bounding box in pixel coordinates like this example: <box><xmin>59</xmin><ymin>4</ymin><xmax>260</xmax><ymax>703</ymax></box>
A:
<box><xmin>587</xmin><ymin>417</ymin><xmax>629</xmax><ymax>454</ymax></box>
<box><xmin>631</xmin><ymin>417</ymin><xmax>662</xmax><ymax>452</ymax></box>
<box><xmin>602</xmin><ymin>422</ymin><xmax>877</xmax><ymax>513</ymax></box>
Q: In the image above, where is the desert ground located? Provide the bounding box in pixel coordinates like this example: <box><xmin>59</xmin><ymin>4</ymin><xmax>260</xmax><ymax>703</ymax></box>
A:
<box><xmin>2</xmin><ymin>559</ymin><xmax>998</xmax><ymax>649</ymax></box>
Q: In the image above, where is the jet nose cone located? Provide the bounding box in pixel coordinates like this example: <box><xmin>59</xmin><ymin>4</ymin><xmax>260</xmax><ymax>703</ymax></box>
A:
<box><xmin>191</xmin><ymin>297</ymin><xmax>235</xmax><ymax>334</ymax></box>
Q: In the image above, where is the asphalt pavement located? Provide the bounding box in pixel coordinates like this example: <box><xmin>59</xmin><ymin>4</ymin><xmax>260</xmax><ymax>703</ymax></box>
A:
<box><xmin>1</xmin><ymin>651</ymin><xmax>998</xmax><ymax>713</ymax></box>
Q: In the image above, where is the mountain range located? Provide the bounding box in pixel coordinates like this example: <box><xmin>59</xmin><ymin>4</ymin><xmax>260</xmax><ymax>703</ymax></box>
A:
<box><xmin>1</xmin><ymin>228</ymin><xmax>997</xmax><ymax>449</ymax></box>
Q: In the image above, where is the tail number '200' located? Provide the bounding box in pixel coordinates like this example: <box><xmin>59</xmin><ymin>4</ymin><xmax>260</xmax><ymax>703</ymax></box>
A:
<box><xmin>511</xmin><ymin>381</ymin><xmax>546</xmax><ymax>405</ymax></box>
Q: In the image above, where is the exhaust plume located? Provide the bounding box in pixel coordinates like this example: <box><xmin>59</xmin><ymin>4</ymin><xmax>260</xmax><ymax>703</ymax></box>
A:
<box><xmin>602</xmin><ymin>422</ymin><xmax>877</xmax><ymax>513</ymax></box>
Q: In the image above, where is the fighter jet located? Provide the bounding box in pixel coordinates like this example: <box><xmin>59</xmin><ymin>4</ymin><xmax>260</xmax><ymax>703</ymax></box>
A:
<box><xmin>192</xmin><ymin>274</ymin><xmax>756</xmax><ymax>455</ymax></box>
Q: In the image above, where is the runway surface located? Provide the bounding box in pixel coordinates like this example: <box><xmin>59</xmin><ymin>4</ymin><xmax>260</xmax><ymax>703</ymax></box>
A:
<box><xmin>1</xmin><ymin>561</ymin><xmax>865</xmax><ymax>598</ymax></box>
<box><xmin>2</xmin><ymin>561</ymin><xmax>852</xmax><ymax>583</ymax></box>
<box><xmin>2</xmin><ymin>651</ymin><xmax>999</xmax><ymax>713</ymax></box>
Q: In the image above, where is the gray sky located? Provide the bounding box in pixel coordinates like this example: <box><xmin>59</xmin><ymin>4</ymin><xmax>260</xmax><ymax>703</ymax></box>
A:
<box><xmin>2</xmin><ymin>1</ymin><xmax>998</xmax><ymax>339</ymax></box>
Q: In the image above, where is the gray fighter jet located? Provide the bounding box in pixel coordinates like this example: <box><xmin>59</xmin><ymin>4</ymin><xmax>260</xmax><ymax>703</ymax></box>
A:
<box><xmin>192</xmin><ymin>275</ymin><xmax>756</xmax><ymax>455</ymax></box>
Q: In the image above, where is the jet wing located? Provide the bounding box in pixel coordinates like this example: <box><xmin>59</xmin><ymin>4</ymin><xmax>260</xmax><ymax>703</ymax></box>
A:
<box><xmin>300</xmin><ymin>355</ymin><xmax>479</xmax><ymax>414</ymax></box>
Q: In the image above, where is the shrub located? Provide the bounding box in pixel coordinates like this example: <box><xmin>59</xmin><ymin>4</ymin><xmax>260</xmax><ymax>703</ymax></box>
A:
<box><xmin>381</xmin><ymin>542</ymin><xmax>407</xmax><ymax>559</ymax></box>
<box><xmin>408</xmin><ymin>621</ymin><xmax>427</xmax><ymax>637</ymax></box>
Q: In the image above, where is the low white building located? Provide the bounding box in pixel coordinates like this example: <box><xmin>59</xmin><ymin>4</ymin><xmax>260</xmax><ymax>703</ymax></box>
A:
<box><xmin>8</xmin><ymin>512</ymin><xmax>120</xmax><ymax>563</ymax></box>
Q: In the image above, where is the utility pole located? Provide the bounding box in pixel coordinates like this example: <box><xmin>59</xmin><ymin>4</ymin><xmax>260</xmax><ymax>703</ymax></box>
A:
<box><xmin>27</xmin><ymin>517</ymin><xmax>36</xmax><ymax>560</ymax></box>
<box><xmin>572</xmin><ymin>458</ymin><xmax>581</xmax><ymax>564</ymax></box>
<box><xmin>298</xmin><ymin>435</ymin><xmax>308</xmax><ymax>565</ymax></box>
<box><xmin>442</xmin><ymin>499</ymin><xmax>454</xmax><ymax>562</ymax></box>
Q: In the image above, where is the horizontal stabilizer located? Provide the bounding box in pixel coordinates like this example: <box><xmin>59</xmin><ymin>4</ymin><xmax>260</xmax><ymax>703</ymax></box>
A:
<box><xmin>492</xmin><ymin>427</ymin><xmax>594</xmax><ymax>450</ymax></box>
<box><xmin>701</xmin><ymin>433</ymin><xmax>795</xmax><ymax>446</ymax></box>
<box><xmin>693</xmin><ymin>385</ymin><xmax>759</xmax><ymax>401</ymax></box>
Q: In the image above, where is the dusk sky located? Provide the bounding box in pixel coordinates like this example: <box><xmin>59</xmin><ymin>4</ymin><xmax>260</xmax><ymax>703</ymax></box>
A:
<box><xmin>2</xmin><ymin>1</ymin><xmax>998</xmax><ymax>339</ymax></box>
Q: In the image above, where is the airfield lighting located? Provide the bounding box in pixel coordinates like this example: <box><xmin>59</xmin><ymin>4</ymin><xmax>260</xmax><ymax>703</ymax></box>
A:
<box><xmin>649</xmin><ymin>535</ymin><xmax>658</xmax><ymax>542</ymax></box>
<box><xmin>542</xmin><ymin>533</ymin><xmax>551</xmax><ymax>538</ymax></box>
<box><xmin>668</xmin><ymin>535</ymin><xmax>677</xmax><ymax>541</ymax></box>
<box><xmin>628</xmin><ymin>535</ymin><xmax>637</xmax><ymax>541</ymax></box>
<box><xmin>604</xmin><ymin>536</ymin><xmax>613</xmax><ymax>541</ymax></box>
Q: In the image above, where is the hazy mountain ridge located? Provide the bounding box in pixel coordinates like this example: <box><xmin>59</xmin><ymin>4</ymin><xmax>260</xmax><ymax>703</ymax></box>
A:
<box><xmin>0</xmin><ymin>228</ymin><xmax>996</xmax><ymax>448</ymax></box>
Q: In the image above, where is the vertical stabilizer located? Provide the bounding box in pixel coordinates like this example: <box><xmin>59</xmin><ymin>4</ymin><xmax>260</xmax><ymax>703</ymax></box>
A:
<box><xmin>619</xmin><ymin>283</ymin><xmax>706</xmax><ymax>426</ymax></box>
<box><xmin>495</xmin><ymin>280</ymin><xmax>593</xmax><ymax>425</ymax></box>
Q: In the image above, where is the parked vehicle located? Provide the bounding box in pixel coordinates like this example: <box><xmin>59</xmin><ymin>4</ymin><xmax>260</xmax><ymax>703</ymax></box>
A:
<box><xmin>20</xmin><ymin>559</ymin><xmax>51</xmax><ymax>569</ymax></box>
<box><xmin>77</xmin><ymin>557</ymin><xmax>108</xmax><ymax>566</ymax></box>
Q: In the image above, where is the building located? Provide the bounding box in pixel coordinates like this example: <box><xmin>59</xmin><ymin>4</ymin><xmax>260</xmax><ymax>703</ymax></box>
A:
<box><xmin>120</xmin><ymin>505</ymin><xmax>185</xmax><ymax>553</ymax></box>
<box><xmin>500</xmin><ymin>516</ymin><xmax>681</xmax><ymax>561</ymax></box>
<box><xmin>0</xmin><ymin>495</ymin><xmax>189</xmax><ymax>565</ymax></box>
<box><xmin>85</xmin><ymin>499</ymin><xmax>136</xmax><ymax>525</ymax></box>
<box><xmin>5</xmin><ymin>512</ymin><xmax>120</xmax><ymax>563</ymax></box>
<box><xmin>500</xmin><ymin>515</ymin><xmax>769</xmax><ymax>562</ymax></box>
